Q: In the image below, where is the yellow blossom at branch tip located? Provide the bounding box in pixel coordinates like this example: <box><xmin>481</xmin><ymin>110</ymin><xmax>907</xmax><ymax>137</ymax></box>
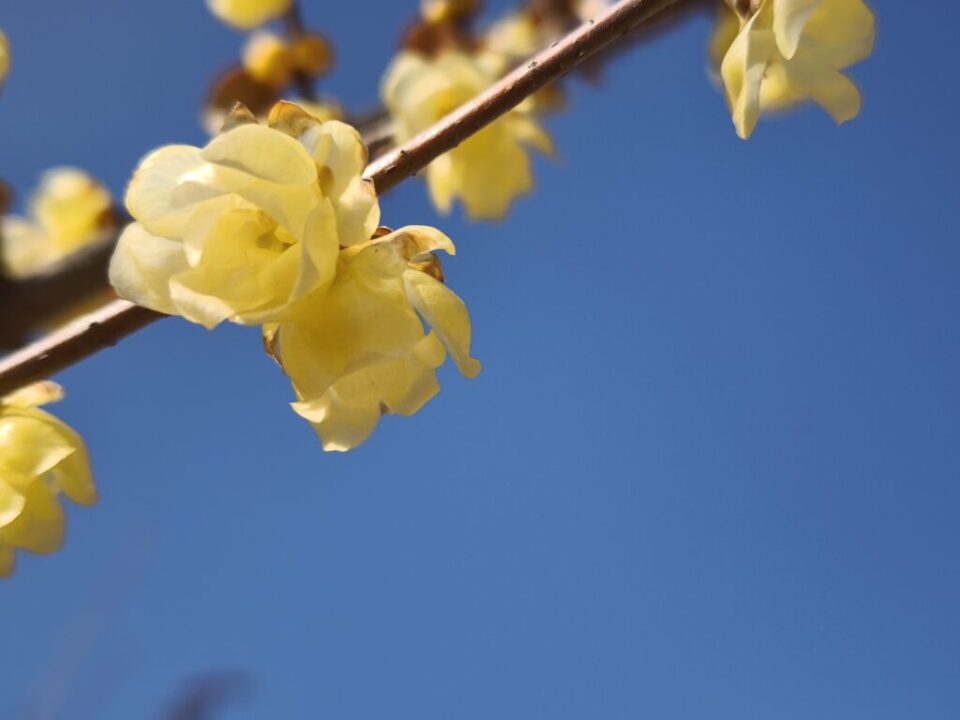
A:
<box><xmin>206</xmin><ymin>0</ymin><xmax>292</xmax><ymax>31</ymax></box>
<box><xmin>110</xmin><ymin>102</ymin><xmax>379</xmax><ymax>329</ymax></box>
<box><xmin>265</xmin><ymin>225</ymin><xmax>480</xmax><ymax>452</ymax></box>
<box><xmin>0</xmin><ymin>29</ymin><xmax>9</xmax><ymax>87</ymax></box>
<box><xmin>1</xmin><ymin>168</ymin><xmax>114</xmax><ymax>279</ymax></box>
<box><xmin>382</xmin><ymin>51</ymin><xmax>552</xmax><ymax>221</ymax></box>
<box><xmin>0</xmin><ymin>381</ymin><xmax>97</xmax><ymax>578</ymax></box>
<box><xmin>714</xmin><ymin>0</ymin><xmax>875</xmax><ymax>139</ymax></box>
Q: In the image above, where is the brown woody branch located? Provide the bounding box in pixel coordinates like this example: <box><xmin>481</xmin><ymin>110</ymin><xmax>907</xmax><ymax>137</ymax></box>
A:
<box><xmin>0</xmin><ymin>0</ymin><xmax>686</xmax><ymax>397</ymax></box>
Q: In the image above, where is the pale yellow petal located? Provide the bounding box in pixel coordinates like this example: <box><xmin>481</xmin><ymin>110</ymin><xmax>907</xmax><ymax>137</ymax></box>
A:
<box><xmin>773</xmin><ymin>0</ymin><xmax>820</xmax><ymax>59</ymax></box>
<box><xmin>1</xmin><ymin>480</ymin><xmax>65</xmax><ymax>554</ymax></box>
<box><xmin>403</xmin><ymin>270</ymin><xmax>481</xmax><ymax>378</ymax></box>
<box><xmin>0</xmin><ymin>481</ymin><xmax>26</xmax><ymax>529</ymax></box>
<box><xmin>0</xmin><ymin>412</ymin><xmax>77</xmax><ymax>479</ymax></box>
<box><xmin>2</xmin><ymin>381</ymin><xmax>64</xmax><ymax>409</ymax></box>
<box><xmin>109</xmin><ymin>223</ymin><xmax>188</xmax><ymax>315</ymax></box>
<box><xmin>803</xmin><ymin>0</ymin><xmax>875</xmax><ymax>68</ymax></box>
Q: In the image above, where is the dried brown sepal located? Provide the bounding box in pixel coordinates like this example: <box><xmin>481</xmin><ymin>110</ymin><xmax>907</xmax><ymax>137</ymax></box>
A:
<box><xmin>205</xmin><ymin>66</ymin><xmax>282</xmax><ymax>133</ymax></box>
<box><xmin>220</xmin><ymin>102</ymin><xmax>260</xmax><ymax>133</ymax></box>
<box><xmin>267</xmin><ymin>100</ymin><xmax>320</xmax><ymax>137</ymax></box>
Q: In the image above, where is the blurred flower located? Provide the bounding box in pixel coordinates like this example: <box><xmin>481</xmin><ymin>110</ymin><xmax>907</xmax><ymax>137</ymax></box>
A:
<box><xmin>713</xmin><ymin>0</ymin><xmax>875</xmax><ymax>139</ymax></box>
<box><xmin>290</xmin><ymin>34</ymin><xmax>334</xmax><ymax>78</ymax></box>
<box><xmin>242</xmin><ymin>31</ymin><xmax>334</xmax><ymax>88</ymax></box>
<box><xmin>1</xmin><ymin>168</ymin><xmax>115</xmax><ymax>279</ymax></box>
<box><xmin>420</xmin><ymin>0</ymin><xmax>481</xmax><ymax>25</ymax></box>
<box><xmin>265</xmin><ymin>225</ymin><xmax>480</xmax><ymax>452</ymax></box>
<box><xmin>382</xmin><ymin>51</ymin><xmax>552</xmax><ymax>220</ymax></box>
<box><xmin>0</xmin><ymin>381</ymin><xmax>97</xmax><ymax>578</ymax></box>
<box><xmin>206</xmin><ymin>0</ymin><xmax>292</xmax><ymax>31</ymax></box>
<box><xmin>110</xmin><ymin>102</ymin><xmax>379</xmax><ymax>328</ymax></box>
<box><xmin>0</xmin><ymin>29</ymin><xmax>10</xmax><ymax>87</ymax></box>
<box><xmin>243</xmin><ymin>31</ymin><xmax>294</xmax><ymax>86</ymax></box>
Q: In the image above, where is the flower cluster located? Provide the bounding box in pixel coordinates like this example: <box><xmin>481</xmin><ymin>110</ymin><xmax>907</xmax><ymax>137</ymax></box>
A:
<box><xmin>0</xmin><ymin>382</ymin><xmax>97</xmax><ymax>578</ymax></box>
<box><xmin>111</xmin><ymin>102</ymin><xmax>479</xmax><ymax>451</ymax></box>
<box><xmin>1</xmin><ymin>168</ymin><xmax>116</xmax><ymax>279</ymax></box>
<box><xmin>711</xmin><ymin>0</ymin><xmax>876</xmax><ymax>138</ymax></box>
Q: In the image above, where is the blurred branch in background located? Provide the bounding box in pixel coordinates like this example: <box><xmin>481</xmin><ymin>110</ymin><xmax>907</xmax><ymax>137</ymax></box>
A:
<box><xmin>0</xmin><ymin>0</ymin><xmax>703</xmax><ymax>395</ymax></box>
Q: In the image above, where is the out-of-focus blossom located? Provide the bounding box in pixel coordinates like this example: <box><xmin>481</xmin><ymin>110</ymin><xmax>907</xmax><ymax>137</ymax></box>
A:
<box><xmin>206</xmin><ymin>0</ymin><xmax>292</xmax><ymax>31</ymax></box>
<box><xmin>420</xmin><ymin>0</ymin><xmax>480</xmax><ymax>25</ymax></box>
<box><xmin>242</xmin><ymin>31</ymin><xmax>334</xmax><ymax>87</ymax></box>
<box><xmin>243</xmin><ymin>31</ymin><xmax>295</xmax><ymax>86</ymax></box>
<box><xmin>110</xmin><ymin>102</ymin><xmax>379</xmax><ymax>328</ymax></box>
<box><xmin>1</xmin><ymin>168</ymin><xmax>115</xmax><ymax>279</ymax></box>
<box><xmin>713</xmin><ymin>0</ymin><xmax>875</xmax><ymax>138</ymax></box>
<box><xmin>0</xmin><ymin>29</ymin><xmax>10</xmax><ymax>88</ymax></box>
<box><xmin>0</xmin><ymin>381</ymin><xmax>97</xmax><ymax>578</ymax></box>
<box><xmin>291</xmin><ymin>34</ymin><xmax>334</xmax><ymax>78</ymax></box>
<box><xmin>382</xmin><ymin>51</ymin><xmax>551</xmax><ymax>220</ymax></box>
<box><xmin>265</xmin><ymin>225</ymin><xmax>480</xmax><ymax>452</ymax></box>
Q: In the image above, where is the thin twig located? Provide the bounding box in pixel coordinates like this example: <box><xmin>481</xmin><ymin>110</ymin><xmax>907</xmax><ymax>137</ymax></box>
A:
<box><xmin>366</xmin><ymin>0</ymin><xmax>682</xmax><ymax>193</ymax></box>
<box><xmin>0</xmin><ymin>0</ymin><xmax>684</xmax><ymax>397</ymax></box>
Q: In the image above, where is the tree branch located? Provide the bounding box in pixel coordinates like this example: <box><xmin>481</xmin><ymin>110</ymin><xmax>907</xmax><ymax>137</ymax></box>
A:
<box><xmin>0</xmin><ymin>0</ymin><xmax>686</xmax><ymax>397</ymax></box>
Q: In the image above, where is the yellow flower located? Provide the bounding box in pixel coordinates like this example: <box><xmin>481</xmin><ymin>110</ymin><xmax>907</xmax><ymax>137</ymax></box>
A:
<box><xmin>110</xmin><ymin>102</ymin><xmax>380</xmax><ymax>328</ymax></box>
<box><xmin>265</xmin><ymin>225</ymin><xmax>480</xmax><ymax>452</ymax></box>
<box><xmin>243</xmin><ymin>31</ymin><xmax>294</xmax><ymax>87</ymax></box>
<box><xmin>0</xmin><ymin>381</ymin><xmax>97</xmax><ymax>578</ymax></box>
<box><xmin>206</xmin><ymin>0</ymin><xmax>292</xmax><ymax>31</ymax></box>
<box><xmin>420</xmin><ymin>0</ymin><xmax>480</xmax><ymax>25</ymax></box>
<box><xmin>714</xmin><ymin>0</ymin><xmax>875</xmax><ymax>139</ymax></box>
<box><xmin>382</xmin><ymin>51</ymin><xmax>552</xmax><ymax>220</ymax></box>
<box><xmin>0</xmin><ymin>29</ymin><xmax>10</xmax><ymax>87</ymax></box>
<box><xmin>291</xmin><ymin>34</ymin><xmax>334</xmax><ymax>78</ymax></box>
<box><xmin>1</xmin><ymin>168</ymin><xmax>114</xmax><ymax>279</ymax></box>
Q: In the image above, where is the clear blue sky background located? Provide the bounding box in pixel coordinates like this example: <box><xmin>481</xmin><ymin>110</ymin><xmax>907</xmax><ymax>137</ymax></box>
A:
<box><xmin>2</xmin><ymin>1</ymin><xmax>958</xmax><ymax>718</ymax></box>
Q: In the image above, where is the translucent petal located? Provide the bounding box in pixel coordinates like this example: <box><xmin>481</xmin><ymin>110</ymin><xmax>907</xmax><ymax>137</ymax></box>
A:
<box><xmin>1</xmin><ymin>480</ymin><xmax>65</xmax><ymax>554</ymax></box>
<box><xmin>109</xmin><ymin>223</ymin><xmax>188</xmax><ymax>316</ymax></box>
<box><xmin>403</xmin><ymin>270</ymin><xmax>481</xmax><ymax>378</ymax></box>
<box><xmin>0</xmin><ymin>481</ymin><xmax>26</xmax><ymax>529</ymax></box>
<box><xmin>773</xmin><ymin>0</ymin><xmax>820</xmax><ymax>59</ymax></box>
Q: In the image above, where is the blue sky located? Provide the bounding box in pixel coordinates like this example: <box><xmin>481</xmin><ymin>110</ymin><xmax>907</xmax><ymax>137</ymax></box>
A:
<box><xmin>1</xmin><ymin>1</ymin><xmax>958</xmax><ymax>718</ymax></box>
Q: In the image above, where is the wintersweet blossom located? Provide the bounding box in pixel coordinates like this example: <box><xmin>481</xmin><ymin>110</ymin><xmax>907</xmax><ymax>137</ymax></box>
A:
<box><xmin>382</xmin><ymin>51</ymin><xmax>552</xmax><ymax>220</ymax></box>
<box><xmin>206</xmin><ymin>0</ymin><xmax>292</xmax><ymax>31</ymax></box>
<box><xmin>0</xmin><ymin>382</ymin><xmax>97</xmax><ymax>578</ymax></box>
<box><xmin>714</xmin><ymin>0</ymin><xmax>875</xmax><ymax>139</ymax></box>
<box><xmin>243</xmin><ymin>32</ymin><xmax>333</xmax><ymax>87</ymax></box>
<box><xmin>0</xmin><ymin>29</ymin><xmax>9</xmax><ymax>87</ymax></box>
<box><xmin>265</xmin><ymin>225</ymin><xmax>480</xmax><ymax>452</ymax></box>
<box><xmin>1</xmin><ymin>168</ymin><xmax>114</xmax><ymax>279</ymax></box>
<box><xmin>243</xmin><ymin>31</ymin><xmax>295</xmax><ymax>87</ymax></box>
<box><xmin>110</xmin><ymin>102</ymin><xmax>379</xmax><ymax>328</ymax></box>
